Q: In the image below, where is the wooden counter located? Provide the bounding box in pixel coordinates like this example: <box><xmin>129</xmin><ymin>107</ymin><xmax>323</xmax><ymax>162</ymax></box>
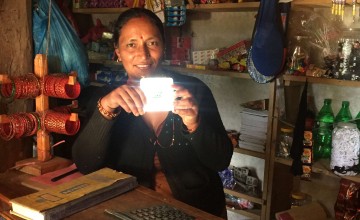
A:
<box><xmin>0</xmin><ymin>170</ymin><xmax>222</xmax><ymax>220</ymax></box>
<box><xmin>67</xmin><ymin>185</ymin><xmax>222</xmax><ymax>220</ymax></box>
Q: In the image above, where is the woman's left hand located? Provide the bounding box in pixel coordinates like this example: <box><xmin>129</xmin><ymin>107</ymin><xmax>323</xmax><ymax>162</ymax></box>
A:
<box><xmin>172</xmin><ymin>84</ymin><xmax>199</xmax><ymax>132</ymax></box>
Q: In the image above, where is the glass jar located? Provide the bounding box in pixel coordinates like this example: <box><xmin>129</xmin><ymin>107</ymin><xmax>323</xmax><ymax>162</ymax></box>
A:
<box><xmin>330</xmin><ymin>122</ymin><xmax>360</xmax><ymax>176</ymax></box>
<box><xmin>277</xmin><ymin>127</ymin><xmax>293</xmax><ymax>158</ymax></box>
<box><xmin>287</xmin><ymin>36</ymin><xmax>310</xmax><ymax>75</ymax></box>
<box><xmin>290</xmin><ymin>192</ymin><xmax>311</xmax><ymax>208</ymax></box>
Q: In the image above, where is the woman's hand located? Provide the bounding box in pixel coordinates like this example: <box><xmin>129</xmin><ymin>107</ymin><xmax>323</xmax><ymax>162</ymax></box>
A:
<box><xmin>172</xmin><ymin>84</ymin><xmax>200</xmax><ymax>132</ymax></box>
<box><xmin>100</xmin><ymin>82</ymin><xmax>146</xmax><ymax>117</ymax></box>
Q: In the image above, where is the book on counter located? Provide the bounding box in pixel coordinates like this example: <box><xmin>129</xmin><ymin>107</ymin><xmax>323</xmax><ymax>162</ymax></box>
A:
<box><xmin>10</xmin><ymin>167</ymin><xmax>138</xmax><ymax>220</ymax></box>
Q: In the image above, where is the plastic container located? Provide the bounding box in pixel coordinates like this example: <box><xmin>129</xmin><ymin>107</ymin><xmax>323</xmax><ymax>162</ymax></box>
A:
<box><xmin>290</xmin><ymin>192</ymin><xmax>311</xmax><ymax>208</ymax></box>
<box><xmin>277</xmin><ymin>127</ymin><xmax>293</xmax><ymax>158</ymax></box>
<box><xmin>330</xmin><ymin>122</ymin><xmax>360</xmax><ymax>176</ymax></box>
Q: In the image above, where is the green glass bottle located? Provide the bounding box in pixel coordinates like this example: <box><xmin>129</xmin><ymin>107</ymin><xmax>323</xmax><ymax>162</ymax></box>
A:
<box><xmin>335</xmin><ymin>101</ymin><xmax>353</xmax><ymax>123</ymax></box>
<box><xmin>355</xmin><ymin>111</ymin><xmax>360</xmax><ymax>130</ymax></box>
<box><xmin>313</xmin><ymin>99</ymin><xmax>334</xmax><ymax>160</ymax></box>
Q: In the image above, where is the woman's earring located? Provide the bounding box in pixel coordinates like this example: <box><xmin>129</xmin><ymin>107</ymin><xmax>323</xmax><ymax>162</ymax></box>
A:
<box><xmin>117</xmin><ymin>58</ymin><xmax>120</xmax><ymax>63</ymax></box>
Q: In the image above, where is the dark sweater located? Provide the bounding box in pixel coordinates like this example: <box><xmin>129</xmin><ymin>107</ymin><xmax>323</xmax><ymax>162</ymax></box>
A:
<box><xmin>72</xmin><ymin>69</ymin><xmax>233</xmax><ymax>217</ymax></box>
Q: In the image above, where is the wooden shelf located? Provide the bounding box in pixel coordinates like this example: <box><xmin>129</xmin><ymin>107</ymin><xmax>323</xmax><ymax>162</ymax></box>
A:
<box><xmin>87</xmin><ymin>61</ymin><xmax>251</xmax><ymax>79</ymax></box>
<box><xmin>186</xmin><ymin>2</ymin><xmax>260</xmax><ymax>12</ymax></box>
<box><xmin>162</xmin><ymin>66</ymin><xmax>251</xmax><ymax>79</ymax></box>
<box><xmin>234</xmin><ymin>147</ymin><xmax>265</xmax><ymax>159</ymax></box>
<box><xmin>224</xmin><ymin>188</ymin><xmax>263</xmax><ymax>205</ymax></box>
<box><xmin>292</xmin><ymin>0</ymin><xmax>331</xmax><ymax>7</ymax></box>
<box><xmin>274</xmin><ymin>157</ymin><xmax>360</xmax><ymax>183</ymax></box>
<box><xmin>89</xmin><ymin>59</ymin><xmax>122</xmax><ymax>66</ymax></box>
<box><xmin>282</xmin><ymin>75</ymin><xmax>360</xmax><ymax>87</ymax></box>
<box><xmin>72</xmin><ymin>3</ymin><xmax>260</xmax><ymax>14</ymax></box>
<box><xmin>72</xmin><ymin>1</ymin><xmax>331</xmax><ymax>14</ymax></box>
<box><xmin>226</xmin><ymin>207</ymin><xmax>261</xmax><ymax>220</ymax></box>
<box><xmin>72</xmin><ymin>7</ymin><xmax>130</xmax><ymax>14</ymax></box>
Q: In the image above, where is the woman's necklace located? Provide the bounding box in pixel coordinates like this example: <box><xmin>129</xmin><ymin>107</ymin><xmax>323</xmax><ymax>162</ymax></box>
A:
<box><xmin>151</xmin><ymin>113</ymin><xmax>175</xmax><ymax>148</ymax></box>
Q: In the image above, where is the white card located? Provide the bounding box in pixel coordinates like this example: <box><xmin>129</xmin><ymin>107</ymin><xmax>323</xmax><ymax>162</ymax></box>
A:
<box><xmin>140</xmin><ymin>77</ymin><xmax>174</xmax><ymax>112</ymax></box>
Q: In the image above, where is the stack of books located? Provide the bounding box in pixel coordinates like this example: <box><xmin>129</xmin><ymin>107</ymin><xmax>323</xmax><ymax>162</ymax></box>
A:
<box><xmin>239</xmin><ymin>107</ymin><xmax>268</xmax><ymax>153</ymax></box>
<box><xmin>10</xmin><ymin>168</ymin><xmax>138</xmax><ymax>220</ymax></box>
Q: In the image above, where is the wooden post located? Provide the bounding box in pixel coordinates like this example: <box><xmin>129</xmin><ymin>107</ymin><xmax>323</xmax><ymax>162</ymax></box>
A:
<box><xmin>34</xmin><ymin>54</ymin><xmax>52</xmax><ymax>162</ymax></box>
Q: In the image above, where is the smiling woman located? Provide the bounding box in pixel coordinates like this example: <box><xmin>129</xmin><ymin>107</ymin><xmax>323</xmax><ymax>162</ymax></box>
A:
<box><xmin>114</xmin><ymin>15</ymin><xmax>164</xmax><ymax>80</ymax></box>
<box><xmin>72</xmin><ymin>8</ymin><xmax>233</xmax><ymax>219</ymax></box>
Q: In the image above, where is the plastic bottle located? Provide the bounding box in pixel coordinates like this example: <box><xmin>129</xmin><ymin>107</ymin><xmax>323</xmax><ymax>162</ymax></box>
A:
<box><xmin>335</xmin><ymin>101</ymin><xmax>352</xmax><ymax>123</ymax></box>
<box><xmin>355</xmin><ymin>111</ymin><xmax>360</xmax><ymax>130</ymax></box>
<box><xmin>312</xmin><ymin>99</ymin><xmax>334</xmax><ymax>160</ymax></box>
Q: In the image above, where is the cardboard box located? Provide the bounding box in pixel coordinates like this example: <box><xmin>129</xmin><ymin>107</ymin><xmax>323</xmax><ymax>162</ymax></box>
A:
<box><xmin>169</xmin><ymin>36</ymin><xmax>191</xmax><ymax>61</ymax></box>
<box><xmin>192</xmin><ymin>49</ymin><xmax>219</xmax><ymax>65</ymax></box>
<box><xmin>217</xmin><ymin>40</ymin><xmax>250</xmax><ymax>60</ymax></box>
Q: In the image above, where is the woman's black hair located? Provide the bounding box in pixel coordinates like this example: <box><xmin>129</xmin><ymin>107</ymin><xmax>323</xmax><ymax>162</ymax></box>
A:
<box><xmin>113</xmin><ymin>8</ymin><xmax>165</xmax><ymax>48</ymax></box>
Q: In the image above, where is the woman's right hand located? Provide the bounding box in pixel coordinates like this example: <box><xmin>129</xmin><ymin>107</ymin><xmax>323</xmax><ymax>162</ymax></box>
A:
<box><xmin>100</xmin><ymin>82</ymin><xmax>146</xmax><ymax>117</ymax></box>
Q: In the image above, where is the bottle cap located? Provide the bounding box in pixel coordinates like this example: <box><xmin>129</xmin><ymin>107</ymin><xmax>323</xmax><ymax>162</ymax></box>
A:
<box><xmin>336</xmin><ymin>122</ymin><xmax>357</xmax><ymax>129</ymax></box>
<box><xmin>291</xmin><ymin>192</ymin><xmax>306</xmax><ymax>200</ymax></box>
<box><xmin>281</xmin><ymin>127</ymin><xmax>293</xmax><ymax>133</ymax></box>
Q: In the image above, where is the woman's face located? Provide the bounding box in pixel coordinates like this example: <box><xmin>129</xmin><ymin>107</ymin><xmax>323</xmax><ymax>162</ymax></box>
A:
<box><xmin>115</xmin><ymin>17</ymin><xmax>164</xmax><ymax>80</ymax></box>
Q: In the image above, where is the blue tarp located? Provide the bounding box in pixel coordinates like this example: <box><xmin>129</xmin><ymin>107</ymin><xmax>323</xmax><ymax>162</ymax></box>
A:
<box><xmin>33</xmin><ymin>0</ymin><xmax>89</xmax><ymax>87</ymax></box>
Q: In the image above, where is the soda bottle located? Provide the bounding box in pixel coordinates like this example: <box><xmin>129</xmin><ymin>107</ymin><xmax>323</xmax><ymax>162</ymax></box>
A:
<box><xmin>335</xmin><ymin>101</ymin><xmax>353</xmax><ymax>123</ymax></box>
<box><xmin>355</xmin><ymin>111</ymin><xmax>360</xmax><ymax>130</ymax></box>
<box><xmin>312</xmin><ymin>99</ymin><xmax>334</xmax><ymax>160</ymax></box>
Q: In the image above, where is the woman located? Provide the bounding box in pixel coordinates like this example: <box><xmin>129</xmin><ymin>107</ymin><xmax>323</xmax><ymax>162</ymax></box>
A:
<box><xmin>72</xmin><ymin>8</ymin><xmax>233</xmax><ymax>218</ymax></box>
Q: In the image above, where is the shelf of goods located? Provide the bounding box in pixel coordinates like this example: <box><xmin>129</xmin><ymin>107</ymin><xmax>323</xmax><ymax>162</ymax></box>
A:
<box><xmin>88</xmin><ymin>60</ymin><xmax>252</xmax><ymax>79</ymax></box>
<box><xmin>89</xmin><ymin>59</ymin><xmax>122</xmax><ymax>66</ymax></box>
<box><xmin>225</xmin><ymin>148</ymin><xmax>267</xmax><ymax>219</ymax></box>
<box><xmin>72</xmin><ymin>3</ymin><xmax>259</xmax><ymax>14</ymax></box>
<box><xmin>282</xmin><ymin>75</ymin><xmax>360</xmax><ymax>87</ymax></box>
<box><xmin>72</xmin><ymin>0</ymin><xmax>331</xmax><ymax>14</ymax></box>
<box><xmin>224</xmin><ymin>187</ymin><xmax>263</xmax><ymax>220</ymax></box>
<box><xmin>161</xmin><ymin>66</ymin><xmax>252</xmax><ymax>79</ymax></box>
<box><xmin>275</xmin><ymin>157</ymin><xmax>360</xmax><ymax>183</ymax></box>
<box><xmin>277</xmin><ymin>75</ymin><xmax>360</xmax><ymax>183</ymax></box>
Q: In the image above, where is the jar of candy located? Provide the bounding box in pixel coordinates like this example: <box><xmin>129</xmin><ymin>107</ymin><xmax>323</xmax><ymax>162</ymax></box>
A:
<box><xmin>277</xmin><ymin>127</ymin><xmax>293</xmax><ymax>158</ymax></box>
<box><xmin>330</xmin><ymin>122</ymin><xmax>360</xmax><ymax>176</ymax></box>
<box><xmin>287</xmin><ymin>36</ymin><xmax>310</xmax><ymax>75</ymax></box>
